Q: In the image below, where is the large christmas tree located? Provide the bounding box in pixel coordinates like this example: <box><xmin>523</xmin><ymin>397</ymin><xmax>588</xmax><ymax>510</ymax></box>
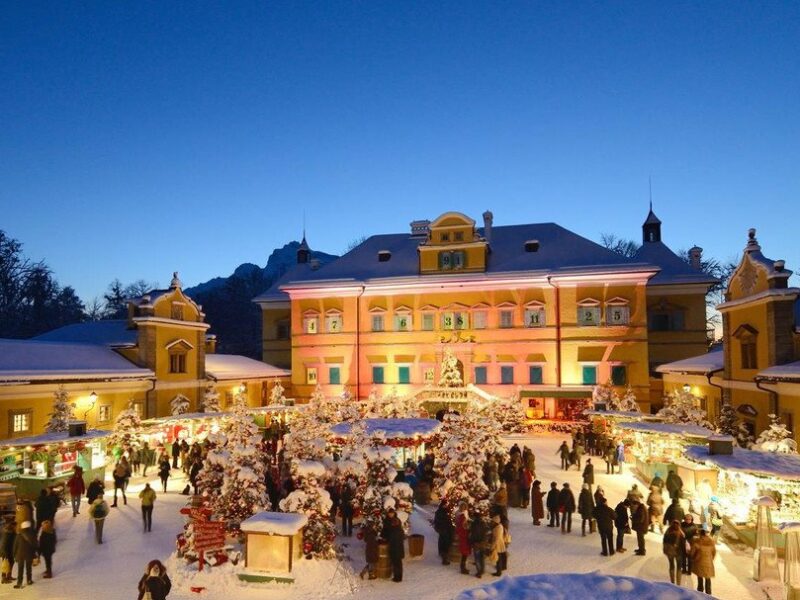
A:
<box><xmin>44</xmin><ymin>385</ymin><xmax>75</xmax><ymax>433</ymax></box>
<box><xmin>753</xmin><ymin>414</ymin><xmax>798</xmax><ymax>454</ymax></box>
<box><xmin>279</xmin><ymin>459</ymin><xmax>336</xmax><ymax>558</ymax></box>
<box><xmin>201</xmin><ymin>383</ymin><xmax>221</xmax><ymax>412</ymax></box>
<box><xmin>109</xmin><ymin>401</ymin><xmax>142</xmax><ymax>450</ymax></box>
<box><xmin>656</xmin><ymin>389</ymin><xmax>713</xmax><ymax>429</ymax></box>
<box><xmin>592</xmin><ymin>381</ymin><xmax>620</xmax><ymax>410</ymax></box>
<box><xmin>283</xmin><ymin>390</ymin><xmax>329</xmax><ymax>462</ymax></box>
<box><xmin>438</xmin><ymin>348</ymin><xmax>463</xmax><ymax>387</ymax></box>
<box><xmin>196</xmin><ymin>429</ymin><xmax>228</xmax><ymax>508</ymax></box>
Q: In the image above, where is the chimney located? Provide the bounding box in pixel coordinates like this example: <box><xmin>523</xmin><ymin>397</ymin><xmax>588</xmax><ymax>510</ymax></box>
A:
<box><xmin>483</xmin><ymin>210</ymin><xmax>493</xmax><ymax>245</ymax></box>
<box><xmin>410</xmin><ymin>220</ymin><xmax>430</xmax><ymax>237</ymax></box>
<box><xmin>688</xmin><ymin>246</ymin><xmax>703</xmax><ymax>270</ymax></box>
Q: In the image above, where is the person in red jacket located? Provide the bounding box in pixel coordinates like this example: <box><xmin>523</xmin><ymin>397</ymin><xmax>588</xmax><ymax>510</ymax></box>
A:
<box><xmin>66</xmin><ymin>469</ymin><xmax>85</xmax><ymax>517</ymax></box>
<box><xmin>454</xmin><ymin>502</ymin><xmax>471</xmax><ymax>575</ymax></box>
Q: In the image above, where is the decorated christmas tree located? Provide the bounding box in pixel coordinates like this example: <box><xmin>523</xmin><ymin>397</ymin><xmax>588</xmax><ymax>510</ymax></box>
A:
<box><xmin>215</xmin><ymin>393</ymin><xmax>269</xmax><ymax>529</ymax></box>
<box><xmin>716</xmin><ymin>402</ymin><xmax>740</xmax><ymax>444</ymax></box>
<box><xmin>44</xmin><ymin>385</ymin><xmax>75</xmax><ymax>433</ymax></box>
<box><xmin>362</xmin><ymin>388</ymin><xmax>382</xmax><ymax>418</ymax></box>
<box><xmin>753</xmin><ymin>413</ymin><xmax>798</xmax><ymax>454</ymax></box>
<box><xmin>283</xmin><ymin>392</ymin><xmax>329</xmax><ymax>462</ymax></box>
<box><xmin>336</xmin><ymin>386</ymin><xmax>361</xmax><ymax>422</ymax></box>
<box><xmin>279</xmin><ymin>459</ymin><xmax>336</xmax><ymax>558</ymax></box>
<box><xmin>201</xmin><ymin>383</ymin><xmax>221</xmax><ymax>412</ymax></box>
<box><xmin>438</xmin><ymin>348</ymin><xmax>463</xmax><ymax>387</ymax></box>
<box><xmin>170</xmin><ymin>394</ymin><xmax>191</xmax><ymax>416</ymax></box>
<box><xmin>269</xmin><ymin>378</ymin><xmax>286</xmax><ymax>405</ymax></box>
<box><xmin>196</xmin><ymin>429</ymin><xmax>228</xmax><ymax>510</ymax></box>
<box><xmin>354</xmin><ymin>436</ymin><xmax>413</xmax><ymax>534</ymax></box>
<box><xmin>737</xmin><ymin>422</ymin><xmax>755</xmax><ymax>449</ymax></box>
<box><xmin>656</xmin><ymin>389</ymin><xmax>713</xmax><ymax>429</ymax></box>
<box><xmin>109</xmin><ymin>400</ymin><xmax>142</xmax><ymax>450</ymax></box>
<box><xmin>617</xmin><ymin>386</ymin><xmax>641</xmax><ymax>412</ymax></box>
<box><xmin>592</xmin><ymin>381</ymin><xmax>620</xmax><ymax>410</ymax></box>
<box><xmin>492</xmin><ymin>389</ymin><xmax>527</xmax><ymax>433</ymax></box>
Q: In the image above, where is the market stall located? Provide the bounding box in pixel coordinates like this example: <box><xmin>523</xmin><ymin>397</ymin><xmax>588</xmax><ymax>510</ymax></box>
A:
<box><xmin>0</xmin><ymin>429</ymin><xmax>109</xmax><ymax>499</ymax></box>
<box><xmin>329</xmin><ymin>418</ymin><xmax>442</xmax><ymax>467</ymax></box>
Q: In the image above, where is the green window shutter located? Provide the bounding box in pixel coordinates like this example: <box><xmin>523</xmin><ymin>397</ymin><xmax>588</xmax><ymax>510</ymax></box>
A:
<box><xmin>329</xmin><ymin>367</ymin><xmax>340</xmax><ymax>385</ymax></box>
<box><xmin>372</xmin><ymin>366</ymin><xmax>384</xmax><ymax>384</ymax></box>
<box><xmin>529</xmin><ymin>366</ymin><xmax>543</xmax><ymax>384</ymax></box>
<box><xmin>474</xmin><ymin>366</ymin><xmax>487</xmax><ymax>385</ymax></box>
<box><xmin>582</xmin><ymin>366</ymin><xmax>597</xmax><ymax>385</ymax></box>
<box><xmin>611</xmin><ymin>365</ymin><xmax>627</xmax><ymax>386</ymax></box>
<box><xmin>501</xmin><ymin>366</ymin><xmax>514</xmax><ymax>384</ymax></box>
<box><xmin>398</xmin><ymin>366</ymin><xmax>410</xmax><ymax>384</ymax></box>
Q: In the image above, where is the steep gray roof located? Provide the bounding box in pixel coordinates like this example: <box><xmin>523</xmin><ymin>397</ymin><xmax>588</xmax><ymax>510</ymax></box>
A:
<box><xmin>634</xmin><ymin>241</ymin><xmax>718</xmax><ymax>286</ymax></box>
<box><xmin>33</xmin><ymin>320</ymin><xmax>138</xmax><ymax>347</ymax></box>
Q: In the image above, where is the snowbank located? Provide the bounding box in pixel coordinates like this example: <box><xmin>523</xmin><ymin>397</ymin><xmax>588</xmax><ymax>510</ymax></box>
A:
<box><xmin>685</xmin><ymin>444</ymin><xmax>800</xmax><ymax>479</ymax></box>
<box><xmin>240</xmin><ymin>512</ymin><xmax>308</xmax><ymax>535</ymax></box>
<box><xmin>330</xmin><ymin>418</ymin><xmax>441</xmax><ymax>439</ymax></box>
<box><xmin>455</xmin><ymin>572</ymin><xmax>708</xmax><ymax>600</ymax></box>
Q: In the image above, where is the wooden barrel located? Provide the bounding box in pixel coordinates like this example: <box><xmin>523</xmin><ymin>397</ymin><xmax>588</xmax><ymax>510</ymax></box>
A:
<box><xmin>376</xmin><ymin>542</ymin><xmax>392</xmax><ymax>579</ymax></box>
<box><xmin>449</xmin><ymin>538</ymin><xmax>462</xmax><ymax>562</ymax></box>
<box><xmin>408</xmin><ymin>533</ymin><xmax>424</xmax><ymax>557</ymax></box>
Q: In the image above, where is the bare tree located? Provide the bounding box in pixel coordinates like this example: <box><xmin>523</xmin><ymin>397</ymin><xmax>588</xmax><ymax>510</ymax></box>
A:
<box><xmin>600</xmin><ymin>233</ymin><xmax>640</xmax><ymax>258</ymax></box>
<box><xmin>343</xmin><ymin>235</ymin><xmax>368</xmax><ymax>254</ymax></box>
<box><xmin>678</xmin><ymin>249</ymin><xmax>738</xmax><ymax>335</ymax></box>
<box><xmin>84</xmin><ymin>297</ymin><xmax>105</xmax><ymax>321</ymax></box>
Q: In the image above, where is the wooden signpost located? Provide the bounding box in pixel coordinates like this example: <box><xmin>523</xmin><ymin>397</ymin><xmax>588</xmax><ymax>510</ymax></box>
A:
<box><xmin>180</xmin><ymin>506</ymin><xmax>225</xmax><ymax>571</ymax></box>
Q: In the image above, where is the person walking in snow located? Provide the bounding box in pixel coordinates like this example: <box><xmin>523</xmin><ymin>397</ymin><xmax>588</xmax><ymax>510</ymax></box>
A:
<box><xmin>89</xmin><ymin>496</ymin><xmax>109</xmax><ymax>544</ymax></box>
<box><xmin>558</xmin><ymin>483</ymin><xmax>576</xmax><ymax>534</ymax></box>
<box><xmin>111</xmin><ymin>461</ymin><xmax>128</xmax><ymax>507</ymax></box>
<box><xmin>382</xmin><ymin>508</ymin><xmax>405</xmax><ymax>583</ymax></box>
<box><xmin>604</xmin><ymin>443</ymin><xmax>616</xmax><ymax>474</ymax></box>
<box><xmin>664</xmin><ymin>497</ymin><xmax>685</xmax><ymax>527</ymax></box>
<box><xmin>12</xmin><ymin>520</ymin><xmax>37</xmax><ymax>589</ymax></box>
<box><xmin>340</xmin><ymin>480</ymin><xmax>356</xmax><ymax>537</ymax></box>
<box><xmin>488</xmin><ymin>514</ymin><xmax>507</xmax><ymax>577</ymax></box>
<box><xmin>35</xmin><ymin>489</ymin><xmax>56</xmax><ymax>533</ymax></box>
<box><xmin>433</xmin><ymin>501</ymin><xmax>454</xmax><ymax>565</ymax></box>
<box><xmin>647</xmin><ymin>486</ymin><xmax>665</xmax><ymax>534</ymax></box>
<box><xmin>38</xmin><ymin>519</ymin><xmax>56</xmax><ymax>579</ymax></box>
<box><xmin>666</xmin><ymin>470</ymin><xmax>684</xmax><ymax>500</ymax></box>
<box><xmin>455</xmin><ymin>502</ymin><xmax>471</xmax><ymax>575</ymax></box>
<box><xmin>158</xmin><ymin>456</ymin><xmax>171</xmax><ymax>494</ymax></box>
<box><xmin>359</xmin><ymin>524</ymin><xmax>379</xmax><ymax>580</ymax></box>
<box><xmin>593</xmin><ymin>497</ymin><xmax>616</xmax><ymax>556</ymax></box>
<box><xmin>578</xmin><ymin>483</ymin><xmax>595</xmax><ymax>537</ymax></box>
<box><xmin>631</xmin><ymin>498</ymin><xmax>650</xmax><ymax>555</ymax></box>
<box><xmin>680</xmin><ymin>514</ymin><xmax>699</xmax><ymax>575</ymax></box>
<box><xmin>615</xmin><ymin>442</ymin><xmax>626</xmax><ymax>473</ymax></box>
<box><xmin>137</xmin><ymin>559</ymin><xmax>171</xmax><ymax>600</ymax></box>
<box><xmin>66</xmin><ymin>469</ymin><xmax>85</xmax><ymax>517</ymax></box>
<box><xmin>708</xmin><ymin>500</ymin><xmax>723</xmax><ymax>540</ymax></box>
<box><xmin>557</xmin><ymin>441</ymin><xmax>570</xmax><ymax>471</ymax></box>
<box><xmin>139</xmin><ymin>483</ymin><xmax>156</xmax><ymax>533</ymax></box>
<box><xmin>582</xmin><ymin>459</ymin><xmax>594</xmax><ymax>490</ymax></box>
<box><xmin>546</xmin><ymin>482</ymin><xmax>560</xmax><ymax>528</ymax></box>
<box><xmin>593</xmin><ymin>485</ymin><xmax>605</xmax><ymax>506</ymax></box>
<box><xmin>690</xmin><ymin>528</ymin><xmax>716</xmax><ymax>595</ymax></box>
<box><xmin>662</xmin><ymin>519</ymin><xmax>685</xmax><ymax>585</ymax></box>
<box><xmin>614</xmin><ymin>499</ymin><xmax>630</xmax><ymax>553</ymax></box>
<box><xmin>86</xmin><ymin>476</ymin><xmax>104</xmax><ymax>505</ymax></box>
<box><xmin>530</xmin><ymin>480</ymin><xmax>545</xmax><ymax>526</ymax></box>
<box><xmin>650</xmin><ymin>472</ymin><xmax>665</xmax><ymax>493</ymax></box>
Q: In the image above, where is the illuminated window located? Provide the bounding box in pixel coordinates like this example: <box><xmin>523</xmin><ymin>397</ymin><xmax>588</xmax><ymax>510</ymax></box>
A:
<box><xmin>371</xmin><ymin>315</ymin><xmax>384</xmax><ymax>332</ymax></box>
<box><xmin>326</xmin><ymin>314</ymin><xmax>343</xmax><ymax>333</ymax></box>
<box><xmin>577</xmin><ymin>307</ymin><xmax>601</xmax><ymax>327</ymax></box>
<box><xmin>582</xmin><ymin>366</ymin><xmax>597</xmax><ymax>385</ymax></box>
<box><xmin>306</xmin><ymin>367</ymin><xmax>318</xmax><ymax>385</ymax></box>
<box><xmin>501</xmin><ymin>366</ymin><xmax>514</xmax><ymax>384</ymax></box>
<box><xmin>529</xmin><ymin>366</ymin><xmax>543</xmax><ymax>384</ymax></box>
<box><xmin>304</xmin><ymin>316</ymin><xmax>319</xmax><ymax>334</ymax></box>
<box><xmin>474</xmin><ymin>366</ymin><xmax>487</xmax><ymax>385</ymax></box>
<box><xmin>524</xmin><ymin>308</ymin><xmax>545</xmax><ymax>328</ymax></box>
<box><xmin>372</xmin><ymin>366</ymin><xmax>384</xmax><ymax>384</ymax></box>
<box><xmin>394</xmin><ymin>313</ymin><xmax>412</xmax><ymax>331</ymax></box>
<box><xmin>606</xmin><ymin>305</ymin><xmax>629</xmax><ymax>326</ymax></box>
<box><xmin>611</xmin><ymin>365</ymin><xmax>627</xmax><ymax>386</ymax></box>
<box><xmin>422</xmin><ymin>313</ymin><xmax>435</xmax><ymax>331</ymax></box>
<box><xmin>329</xmin><ymin>367</ymin><xmax>340</xmax><ymax>385</ymax></box>
<box><xmin>454</xmin><ymin>312</ymin><xmax>468</xmax><ymax>330</ymax></box>
<box><xmin>398</xmin><ymin>366</ymin><xmax>410</xmax><ymax>384</ymax></box>
<box><xmin>169</xmin><ymin>352</ymin><xmax>187</xmax><ymax>374</ymax></box>
<box><xmin>473</xmin><ymin>311</ymin><xmax>487</xmax><ymax>329</ymax></box>
<box><xmin>98</xmin><ymin>405</ymin><xmax>112</xmax><ymax>423</ymax></box>
<box><xmin>10</xmin><ymin>409</ymin><xmax>32</xmax><ymax>436</ymax></box>
<box><xmin>499</xmin><ymin>309</ymin><xmax>514</xmax><ymax>328</ymax></box>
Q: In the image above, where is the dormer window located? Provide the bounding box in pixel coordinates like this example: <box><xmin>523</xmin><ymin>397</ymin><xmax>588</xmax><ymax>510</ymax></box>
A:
<box><xmin>303</xmin><ymin>312</ymin><xmax>319</xmax><ymax>334</ymax></box>
<box><xmin>577</xmin><ymin>298</ymin><xmax>601</xmax><ymax>327</ymax></box>
<box><xmin>378</xmin><ymin>250</ymin><xmax>391</xmax><ymax>262</ymax></box>
<box><xmin>325</xmin><ymin>310</ymin><xmax>343</xmax><ymax>333</ymax></box>
<box><xmin>605</xmin><ymin>298</ymin><xmax>630</xmax><ymax>326</ymax></box>
<box><xmin>169</xmin><ymin>352</ymin><xmax>186</xmax><ymax>374</ymax></box>
<box><xmin>394</xmin><ymin>307</ymin><xmax>412</xmax><ymax>331</ymax></box>
<box><xmin>454</xmin><ymin>231</ymin><xmax>464</xmax><ymax>241</ymax></box>
<box><xmin>441</xmin><ymin>233</ymin><xmax>450</xmax><ymax>242</ymax></box>
<box><xmin>524</xmin><ymin>302</ymin><xmax>545</xmax><ymax>328</ymax></box>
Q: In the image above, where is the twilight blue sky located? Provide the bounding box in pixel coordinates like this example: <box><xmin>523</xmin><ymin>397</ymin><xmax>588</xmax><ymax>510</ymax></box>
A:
<box><xmin>1</xmin><ymin>2</ymin><xmax>798</xmax><ymax>302</ymax></box>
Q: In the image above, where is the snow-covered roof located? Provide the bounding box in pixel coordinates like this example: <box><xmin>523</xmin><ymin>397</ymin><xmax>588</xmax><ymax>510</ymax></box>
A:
<box><xmin>585</xmin><ymin>410</ymin><xmax>645</xmax><ymax>419</ymax></box>
<box><xmin>656</xmin><ymin>349</ymin><xmax>725</xmax><ymax>374</ymax></box>
<box><xmin>33</xmin><ymin>320</ymin><xmax>138</xmax><ymax>347</ymax></box>
<box><xmin>757</xmin><ymin>361</ymin><xmax>800</xmax><ymax>381</ymax></box>
<box><xmin>685</xmin><ymin>444</ymin><xmax>800</xmax><ymax>480</ymax></box>
<box><xmin>634</xmin><ymin>240</ymin><xmax>718</xmax><ymax>286</ymax></box>
<box><xmin>330</xmin><ymin>418</ymin><xmax>442</xmax><ymax>439</ymax></box>
<box><xmin>0</xmin><ymin>339</ymin><xmax>155</xmax><ymax>382</ymax></box>
<box><xmin>456</xmin><ymin>572</ymin><xmax>708</xmax><ymax>600</ymax></box>
<box><xmin>617</xmin><ymin>421</ymin><xmax>715</xmax><ymax>438</ymax></box>
<box><xmin>240</xmin><ymin>511</ymin><xmax>308</xmax><ymax>535</ymax></box>
<box><xmin>0</xmin><ymin>428</ymin><xmax>109</xmax><ymax>448</ymax></box>
<box><xmin>205</xmin><ymin>354</ymin><xmax>289</xmax><ymax>381</ymax></box>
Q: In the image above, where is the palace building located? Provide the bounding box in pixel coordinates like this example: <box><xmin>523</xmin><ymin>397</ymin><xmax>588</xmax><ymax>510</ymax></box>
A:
<box><xmin>0</xmin><ymin>273</ymin><xmax>288</xmax><ymax>440</ymax></box>
<box><xmin>255</xmin><ymin>210</ymin><xmax>716</xmax><ymax>416</ymax></box>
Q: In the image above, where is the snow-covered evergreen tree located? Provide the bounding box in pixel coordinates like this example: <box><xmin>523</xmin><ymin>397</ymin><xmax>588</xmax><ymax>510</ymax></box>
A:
<box><xmin>592</xmin><ymin>381</ymin><xmax>620</xmax><ymax>410</ymax></box>
<box><xmin>354</xmin><ymin>438</ymin><xmax>413</xmax><ymax>534</ymax></box>
<box><xmin>656</xmin><ymin>389</ymin><xmax>713</xmax><ymax>429</ymax></box>
<box><xmin>284</xmin><ymin>391</ymin><xmax>329</xmax><ymax>462</ymax></box>
<box><xmin>362</xmin><ymin>388</ymin><xmax>382</xmax><ymax>418</ymax></box>
<box><xmin>438</xmin><ymin>348</ymin><xmax>463</xmax><ymax>387</ymax></box>
<box><xmin>109</xmin><ymin>401</ymin><xmax>142</xmax><ymax>450</ymax></box>
<box><xmin>196</xmin><ymin>429</ymin><xmax>228</xmax><ymax>510</ymax></box>
<box><xmin>44</xmin><ymin>385</ymin><xmax>75</xmax><ymax>433</ymax></box>
<box><xmin>716</xmin><ymin>402</ymin><xmax>740</xmax><ymax>443</ymax></box>
<box><xmin>170</xmin><ymin>394</ymin><xmax>191</xmax><ymax>416</ymax></box>
<box><xmin>753</xmin><ymin>414</ymin><xmax>798</xmax><ymax>454</ymax></box>
<box><xmin>336</xmin><ymin>386</ymin><xmax>360</xmax><ymax>422</ymax></box>
<box><xmin>269</xmin><ymin>378</ymin><xmax>286</xmax><ymax>405</ymax></box>
<box><xmin>737</xmin><ymin>423</ymin><xmax>755</xmax><ymax>449</ymax></box>
<box><xmin>201</xmin><ymin>383</ymin><xmax>221</xmax><ymax>413</ymax></box>
<box><xmin>279</xmin><ymin>459</ymin><xmax>336</xmax><ymax>558</ymax></box>
<box><xmin>618</xmin><ymin>386</ymin><xmax>641</xmax><ymax>412</ymax></box>
<box><xmin>492</xmin><ymin>390</ymin><xmax>527</xmax><ymax>433</ymax></box>
<box><xmin>215</xmin><ymin>393</ymin><xmax>269</xmax><ymax>529</ymax></box>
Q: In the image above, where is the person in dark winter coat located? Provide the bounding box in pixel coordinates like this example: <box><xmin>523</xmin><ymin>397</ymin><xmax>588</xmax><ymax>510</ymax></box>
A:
<box><xmin>455</xmin><ymin>503</ymin><xmax>471</xmax><ymax>574</ymax></box>
<box><xmin>171</xmin><ymin>440</ymin><xmax>181</xmax><ymax>469</ymax></box>
<box><xmin>556</xmin><ymin>442</ymin><xmax>570</xmax><ymax>470</ymax></box>
<box><xmin>189</xmin><ymin>460</ymin><xmax>202</xmax><ymax>496</ymax></box>
<box><xmin>530</xmin><ymin>480</ymin><xmax>545</xmax><ymax>525</ymax></box>
<box><xmin>546</xmin><ymin>482</ymin><xmax>560</xmax><ymax>528</ymax></box>
<box><xmin>582</xmin><ymin>459</ymin><xmax>594</xmax><ymax>489</ymax></box>
<box><xmin>604</xmin><ymin>444</ymin><xmax>616</xmax><ymax>474</ymax></box>
<box><xmin>647</xmin><ymin>486</ymin><xmax>665</xmax><ymax>534</ymax></box>
<box><xmin>382</xmin><ymin>508</ymin><xmax>405</xmax><ymax>583</ymax></box>
<box><xmin>38</xmin><ymin>520</ymin><xmax>57</xmax><ymax>578</ymax></box>
<box><xmin>593</xmin><ymin>498</ymin><xmax>616</xmax><ymax>556</ymax></box>
<box><xmin>666</xmin><ymin>470</ymin><xmax>684</xmax><ymax>500</ymax></box>
<box><xmin>578</xmin><ymin>483</ymin><xmax>595</xmax><ymax>537</ymax></box>
<box><xmin>614</xmin><ymin>499</ymin><xmax>630</xmax><ymax>553</ymax></box>
<box><xmin>662</xmin><ymin>520</ymin><xmax>685</xmax><ymax>585</ymax></box>
<box><xmin>111</xmin><ymin>461</ymin><xmax>129</xmax><ymax>507</ymax></box>
<box><xmin>137</xmin><ymin>559</ymin><xmax>172</xmax><ymax>600</ymax></box>
<box><xmin>631</xmin><ymin>499</ymin><xmax>650</xmax><ymax>555</ymax></box>
<box><xmin>519</xmin><ymin>467</ymin><xmax>533</xmax><ymax>509</ymax></box>
<box><xmin>158</xmin><ymin>457</ymin><xmax>171</xmax><ymax>494</ymax></box>
<box><xmin>326</xmin><ymin>480</ymin><xmax>340</xmax><ymax>524</ymax></box>
<box><xmin>468</xmin><ymin>515</ymin><xmax>490</xmax><ymax>578</ymax></box>
<box><xmin>359</xmin><ymin>525</ymin><xmax>379</xmax><ymax>580</ymax></box>
<box><xmin>89</xmin><ymin>497</ymin><xmax>109</xmax><ymax>544</ymax></box>
<box><xmin>650</xmin><ymin>472</ymin><xmax>665</xmax><ymax>493</ymax></box>
<box><xmin>434</xmin><ymin>502</ymin><xmax>455</xmax><ymax>565</ymax></box>
<box><xmin>86</xmin><ymin>477</ymin><xmax>104</xmax><ymax>505</ymax></box>
<box><xmin>558</xmin><ymin>483</ymin><xmax>576</xmax><ymax>534</ymax></box>
<box><xmin>12</xmin><ymin>520</ymin><xmax>37</xmax><ymax>588</ymax></box>
<box><xmin>690</xmin><ymin>528</ymin><xmax>716</xmax><ymax>594</ymax></box>
<box><xmin>35</xmin><ymin>489</ymin><xmax>56</xmax><ymax>532</ymax></box>
<box><xmin>1</xmin><ymin>521</ymin><xmax>17</xmax><ymax>584</ymax></box>
<box><xmin>664</xmin><ymin>497</ymin><xmax>686</xmax><ymax>526</ymax></box>
<box><xmin>340</xmin><ymin>481</ymin><xmax>356</xmax><ymax>537</ymax></box>
<box><xmin>593</xmin><ymin>485</ymin><xmax>605</xmax><ymax>507</ymax></box>
<box><xmin>680</xmin><ymin>514</ymin><xmax>699</xmax><ymax>574</ymax></box>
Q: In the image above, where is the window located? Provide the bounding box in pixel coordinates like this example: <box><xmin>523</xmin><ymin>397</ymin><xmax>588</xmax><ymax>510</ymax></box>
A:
<box><xmin>276</xmin><ymin>320</ymin><xmax>290</xmax><ymax>340</ymax></box>
<box><xmin>454</xmin><ymin>312</ymin><xmax>468</xmax><ymax>330</ymax></box>
<box><xmin>648</xmin><ymin>308</ymin><xmax>685</xmax><ymax>331</ymax></box>
<box><xmin>439</xmin><ymin>252</ymin><xmax>452</xmax><ymax>270</ymax></box>
<box><xmin>441</xmin><ymin>233</ymin><xmax>450</xmax><ymax>242</ymax></box>
<box><xmin>741</xmin><ymin>339</ymin><xmax>758</xmax><ymax>369</ymax></box>
<box><xmin>304</xmin><ymin>316</ymin><xmax>319</xmax><ymax>334</ymax></box>
<box><xmin>169</xmin><ymin>352</ymin><xmax>187</xmax><ymax>374</ymax></box>
<box><xmin>371</xmin><ymin>314</ymin><xmax>384</xmax><ymax>332</ymax></box>
<box><xmin>474</xmin><ymin>366</ymin><xmax>487</xmax><ymax>384</ymax></box>
<box><xmin>611</xmin><ymin>365</ymin><xmax>627</xmax><ymax>386</ymax></box>
<box><xmin>452</xmin><ymin>251</ymin><xmax>466</xmax><ymax>270</ymax></box>
<box><xmin>524</xmin><ymin>308</ymin><xmax>545</xmax><ymax>328</ymax></box>
<box><xmin>577</xmin><ymin>307</ymin><xmax>601</xmax><ymax>326</ymax></box>
<box><xmin>372</xmin><ymin>366</ymin><xmax>384</xmax><ymax>384</ymax></box>
<box><xmin>501</xmin><ymin>366</ymin><xmax>514</xmax><ymax>384</ymax></box>
<box><xmin>529</xmin><ymin>366</ymin><xmax>543</xmax><ymax>384</ymax></box>
<box><xmin>326</xmin><ymin>314</ymin><xmax>343</xmax><ymax>333</ymax></box>
<box><xmin>582</xmin><ymin>366</ymin><xmax>597</xmax><ymax>385</ymax></box>
<box><xmin>499</xmin><ymin>309</ymin><xmax>514</xmax><ymax>328</ymax></box>
<box><xmin>394</xmin><ymin>313</ymin><xmax>412</xmax><ymax>331</ymax></box>
<box><xmin>9</xmin><ymin>409</ymin><xmax>32</xmax><ymax>436</ymax></box>
<box><xmin>441</xmin><ymin>312</ymin><xmax>455</xmax><ymax>330</ymax></box>
<box><xmin>454</xmin><ymin>231</ymin><xmax>464</xmax><ymax>241</ymax></box>
<box><xmin>98</xmin><ymin>405</ymin><xmax>112</xmax><ymax>423</ymax></box>
<box><xmin>398</xmin><ymin>366</ymin><xmax>410</xmax><ymax>384</ymax></box>
<box><xmin>422</xmin><ymin>313</ymin><xmax>435</xmax><ymax>331</ymax></box>
<box><xmin>306</xmin><ymin>367</ymin><xmax>318</xmax><ymax>385</ymax></box>
<box><xmin>473</xmin><ymin>311</ymin><xmax>487</xmax><ymax>329</ymax></box>
<box><xmin>329</xmin><ymin>367</ymin><xmax>340</xmax><ymax>385</ymax></box>
<box><xmin>606</xmin><ymin>305</ymin><xmax>629</xmax><ymax>326</ymax></box>
<box><xmin>423</xmin><ymin>367</ymin><xmax>435</xmax><ymax>384</ymax></box>
<box><xmin>171</xmin><ymin>303</ymin><xmax>184</xmax><ymax>320</ymax></box>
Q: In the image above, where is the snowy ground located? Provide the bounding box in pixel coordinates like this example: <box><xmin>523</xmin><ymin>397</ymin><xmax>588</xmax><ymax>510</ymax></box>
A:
<box><xmin>12</xmin><ymin>433</ymin><xmax>773</xmax><ymax>600</ymax></box>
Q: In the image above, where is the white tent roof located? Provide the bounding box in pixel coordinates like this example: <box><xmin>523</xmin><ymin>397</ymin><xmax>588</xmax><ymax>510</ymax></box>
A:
<box><xmin>205</xmin><ymin>354</ymin><xmax>289</xmax><ymax>381</ymax></box>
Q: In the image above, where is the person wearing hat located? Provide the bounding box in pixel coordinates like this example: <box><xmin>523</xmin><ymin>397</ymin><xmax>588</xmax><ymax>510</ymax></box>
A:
<box><xmin>89</xmin><ymin>495</ymin><xmax>110</xmax><ymax>544</ymax></box>
<box><xmin>382</xmin><ymin>507</ymin><xmax>405</xmax><ymax>583</ymax></box>
<box><xmin>558</xmin><ymin>482</ymin><xmax>576</xmax><ymax>534</ymax></box>
<box><xmin>530</xmin><ymin>480</ymin><xmax>545</xmax><ymax>526</ymax></box>
<box><xmin>12</xmin><ymin>520</ymin><xmax>37</xmax><ymax>588</ymax></box>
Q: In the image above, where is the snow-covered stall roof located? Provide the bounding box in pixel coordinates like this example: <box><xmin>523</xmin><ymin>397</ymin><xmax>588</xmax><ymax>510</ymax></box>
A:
<box><xmin>141</xmin><ymin>404</ymin><xmax>302</xmax><ymax>425</ymax></box>
<box><xmin>205</xmin><ymin>354</ymin><xmax>290</xmax><ymax>381</ymax></box>
<box><xmin>757</xmin><ymin>360</ymin><xmax>800</xmax><ymax>381</ymax></box>
<box><xmin>585</xmin><ymin>410</ymin><xmax>645</xmax><ymax>420</ymax></box>
<box><xmin>0</xmin><ymin>428</ymin><xmax>109</xmax><ymax>448</ymax></box>
<box><xmin>685</xmin><ymin>444</ymin><xmax>800</xmax><ymax>480</ymax></box>
<box><xmin>617</xmin><ymin>421</ymin><xmax>715</xmax><ymax>438</ymax></box>
<box><xmin>656</xmin><ymin>350</ymin><xmax>725</xmax><ymax>374</ymax></box>
<box><xmin>0</xmin><ymin>339</ymin><xmax>155</xmax><ymax>382</ymax></box>
<box><xmin>456</xmin><ymin>572</ymin><xmax>708</xmax><ymax>600</ymax></box>
<box><xmin>240</xmin><ymin>511</ymin><xmax>308</xmax><ymax>535</ymax></box>
<box><xmin>330</xmin><ymin>418</ymin><xmax>442</xmax><ymax>439</ymax></box>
